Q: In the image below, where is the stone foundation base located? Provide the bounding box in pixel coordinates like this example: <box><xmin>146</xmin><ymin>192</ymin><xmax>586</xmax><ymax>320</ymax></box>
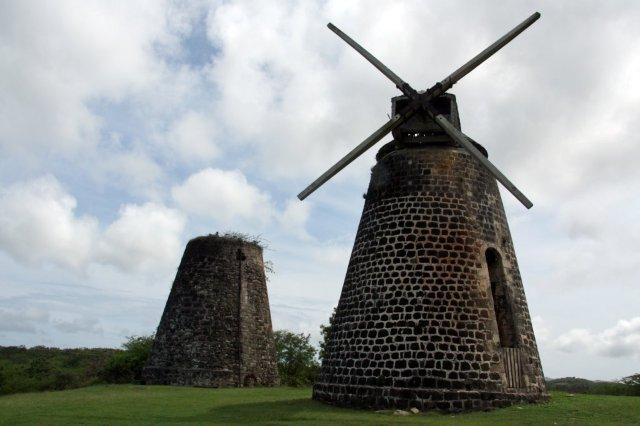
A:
<box><xmin>313</xmin><ymin>383</ymin><xmax>548</xmax><ymax>412</ymax></box>
<box><xmin>143</xmin><ymin>367</ymin><xmax>238</xmax><ymax>387</ymax></box>
<box><xmin>143</xmin><ymin>366</ymin><xmax>278</xmax><ymax>387</ymax></box>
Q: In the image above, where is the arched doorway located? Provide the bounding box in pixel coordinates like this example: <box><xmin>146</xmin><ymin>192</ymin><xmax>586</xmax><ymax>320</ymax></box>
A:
<box><xmin>243</xmin><ymin>373</ymin><xmax>257</xmax><ymax>387</ymax></box>
<box><xmin>485</xmin><ymin>248</ymin><xmax>518</xmax><ymax>348</ymax></box>
<box><xmin>486</xmin><ymin>248</ymin><xmax>525</xmax><ymax>388</ymax></box>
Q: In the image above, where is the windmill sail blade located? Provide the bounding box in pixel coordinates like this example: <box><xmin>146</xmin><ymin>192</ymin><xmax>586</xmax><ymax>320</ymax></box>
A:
<box><xmin>428</xmin><ymin>111</ymin><xmax>533</xmax><ymax>209</ymax></box>
<box><xmin>433</xmin><ymin>12</ymin><xmax>541</xmax><ymax>96</ymax></box>
<box><xmin>327</xmin><ymin>23</ymin><xmax>410</xmax><ymax>93</ymax></box>
<box><xmin>297</xmin><ymin>113</ymin><xmax>404</xmax><ymax>200</ymax></box>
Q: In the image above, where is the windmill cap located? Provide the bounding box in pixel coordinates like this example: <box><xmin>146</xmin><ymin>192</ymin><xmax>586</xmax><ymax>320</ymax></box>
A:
<box><xmin>391</xmin><ymin>93</ymin><xmax>461</xmax><ymax>135</ymax></box>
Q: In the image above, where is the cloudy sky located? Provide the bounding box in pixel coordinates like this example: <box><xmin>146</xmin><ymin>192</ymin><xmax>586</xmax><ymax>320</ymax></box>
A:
<box><xmin>1</xmin><ymin>0</ymin><xmax>639</xmax><ymax>381</ymax></box>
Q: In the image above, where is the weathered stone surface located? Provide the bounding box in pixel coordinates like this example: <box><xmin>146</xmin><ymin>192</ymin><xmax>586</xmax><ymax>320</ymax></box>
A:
<box><xmin>143</xmin><ymin>235</ymin><xmax>279</xmax><ymax>387</ymax></box>
<box><xmin>313</xmin><ymin>100</ymin><xmax>547</xmax><ymax>411</ymax></box>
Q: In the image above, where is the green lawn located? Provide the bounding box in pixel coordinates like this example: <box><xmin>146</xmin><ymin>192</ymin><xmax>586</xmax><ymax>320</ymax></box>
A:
<box><xmin>0</xmin><ymin>385</ymin><xmax>638</xmax><ymax>425</ymax></box>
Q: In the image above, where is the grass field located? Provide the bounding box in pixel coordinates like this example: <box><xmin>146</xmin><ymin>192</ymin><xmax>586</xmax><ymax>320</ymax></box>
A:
<box><xmin>0</xmin><ymin>385</ymin><xmax>639</xmax><ymax>425</ymax></box>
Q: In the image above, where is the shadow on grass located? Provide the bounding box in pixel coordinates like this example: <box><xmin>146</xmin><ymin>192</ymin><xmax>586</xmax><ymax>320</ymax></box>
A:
<box><xmin>195</xmin><ymin>398</ymin><xmax>334</xmax><ymax>424</ymax></box>
<box><xmin>10</xmin><ymin>389</ymin><xmax>640</xmax><ymax>426</ymax></box>
<box><xmin>170</xmin><ymin>398</ymin><xmax>434</xmax><ymax>425</ymax></box>
<box><xmin>203</xmin><ymin>398</ymin><xmax>331</xmax><ymax>424</ymax></box>
<box><xmin>40</xmin><ymin>398</ymin><xmax>360</xmax><ymax>425</ymax></box>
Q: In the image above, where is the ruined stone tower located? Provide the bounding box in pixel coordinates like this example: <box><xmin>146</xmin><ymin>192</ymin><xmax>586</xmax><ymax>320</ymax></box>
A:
<box><xmin>313</xmin><ymin>94</ymin><xmax>547</xmax><ymax>411</ymax></box>
<box><xmin>143</xmin><ymin>234</ymin><xmax>279</xmax><ymax>387</ymax></box>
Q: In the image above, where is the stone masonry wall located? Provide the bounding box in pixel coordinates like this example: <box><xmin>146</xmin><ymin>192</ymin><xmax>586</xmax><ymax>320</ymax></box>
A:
<box><xmin>143</xmin><ymin>235</ymin><xmax>279</xmax><ymax>387</ymax></box>
<box><xmin>313</xmin><ymin>141</ymin><xmax>547</xmax><ymax>412</ymax></box>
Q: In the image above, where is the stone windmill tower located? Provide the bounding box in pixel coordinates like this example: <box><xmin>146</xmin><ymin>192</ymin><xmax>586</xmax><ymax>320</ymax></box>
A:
<box><xmin>143</xmin><ymin>234</ymin><xmax>279</xmax><ymax>387</ymax></box>
<box><xmin>298</xmin><ymin>13</ymin><xmax>546</xmax><ymax>411</ymax></box>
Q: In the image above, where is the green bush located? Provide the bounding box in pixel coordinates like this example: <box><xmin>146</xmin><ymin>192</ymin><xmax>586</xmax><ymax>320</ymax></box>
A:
<box><xmin>273</xmin><ymin>330</ymin><xmax>319</xmax><ymax>386</ymax></box>
<box><xmin>100</xmin><ymin>335</ymin><xmax>154</xmax><ymax>384</ymax></box>
<box><xmin>622</xmin><ymin>373</ymin><xmax>640</xmax><ymax>391</ymax></box>
<box><xmin>0</xmin><ymin>365</ymin><xmax>5</xmax><ymax>390</ymax></box>
<box><xmin>318</xmin><ymin>308</ymin><xmax>336</xmax><ymax>364</ymax></box>
<box><xmin>546</xmin><ymin>377</ymin><xmax>594</xmax><ymax>393</ymax></box>
<box><xmin>547</xmin><ymin>375</ymin><xmax>640</xmax><ymax>397</ymax></box>
<box><xmin>0</xmin><ymin>344</ymin><xmax>126</xmax><ymax>395</ymax></box>
<box><xmin>26</xmin><ymin>357</ymin><xmax>52</xmax><ymax>378</ymax></box>
<box><xmin>596</xmin><ymin>380</ymin><xmax>639</xmax><ymax>397</ymax></box>
<box><xmin>52</xmin><ymin>370</ymin><xmax>76</xmax><ymax>390</ymax></box>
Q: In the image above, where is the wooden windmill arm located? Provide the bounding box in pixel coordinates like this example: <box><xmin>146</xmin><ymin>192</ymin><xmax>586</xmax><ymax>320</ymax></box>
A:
<box><xmin>423</xmin><ymin>105</ymin><xmax>533</xmax><ymax>209</ymax></box>
<box><xmin>437</xmin><ymin>12</ymin><xmax>541</xmax><ymax>93</ymax></box>
<box><xmin>328</xmin><ymin>24</ymin><xmax>404</xmax><ymax>88</ymax></box>
<box><xmin>297</xmin><ymin>113</ymin><xmax>405</xmax><ymax>200</ymax></box>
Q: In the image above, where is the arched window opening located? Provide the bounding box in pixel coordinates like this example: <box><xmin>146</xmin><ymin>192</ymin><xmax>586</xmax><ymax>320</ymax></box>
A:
<box><xmin>243</xmin><ymin>373</ymin><xmax>257</xmax><ymax>387</ymax></box>
<box><xmin>486</xmin><ymin>248</ymin><xmax>518</xmax><ymax>348</ymax></box>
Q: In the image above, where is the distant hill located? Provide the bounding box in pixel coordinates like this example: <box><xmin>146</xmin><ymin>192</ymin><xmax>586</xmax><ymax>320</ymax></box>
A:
<box><xmin>0</xmin><ymin>345</ymin><xmax>119</xmax><ymax>395</ymax></box>
<box><xmin>546</xmin><ymin>377</ymin><xmax>598</xmax><ymax>393</ymax></box>
<box><xmin>546</xmin><ymin>376</ymin><xmax>640</xmax><ymax>396</ymax></box>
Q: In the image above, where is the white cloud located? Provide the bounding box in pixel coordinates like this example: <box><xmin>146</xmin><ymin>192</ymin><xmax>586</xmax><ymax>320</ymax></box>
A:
<box><xmin>0</xmin><ymin>307</ymin><xmax>50</xmax><ymax>334</ymax></box>
<box><xmin>97</xmin><ymin>203</ymin><xmax>185</xmax><ymax>273</ymax></box>
<box><xmin>553</xmin><ymin>317</ymin><xmax>640</xmax><ymax>359</ymax></box>
<box><xmin>312</xmin><ymin>244</ymin><xmax>352</xmax><ymax>269</ymax></box>
<box><xmin>164</xmin><ymin>111</ymin><xmax>219</xmax><ymax>162</ymax></box>
<box><xmin>0</xmin><ymin>176</ymin><xmax>98</xmax><ymax>270</ymax></box>
<box><xmin>172</xmin><ymin>168</ymin><xmax>274</xmax><ymax>227</ymax></box>
<box><xmin>553</xmin><ymin>329</ymin><xmax>592</xmax><ymax>354</ymax></box>
<box><xmin>531</xmin><ymin>315</ymin><xmax>551</xmax><ymax>343</ymax></box>
<box><xmin>53</xmin><ymin>317</ymin><xmax>103</xmax><ymax>335</ymax></box>
<box><xmin>0</xmin><ymin>176</ymin><xmax>185</xmax><ymax>275</ymax></box>
<box><xmin>0</xmin><ymin>1</ymin><xmax>211</xmax><ymax>199</ymax></box>
<box><xmin>0</xmin><ymin>1</ymin><xmax>170</xmax><ymax>156</ymax></box>
<box><xmin>205</xmin><ymin>0</ymin><xmax>395</xmax><ymax>181</ymax></box>
<box><xmin>277</xmin><ymin>198</ymin><xmax>311</xmax><ymax>239</ymax></box>
<box><xmin>91</xmin><ymin>146</ymin><xmax>165</xmax><ymax>199</ymax></box>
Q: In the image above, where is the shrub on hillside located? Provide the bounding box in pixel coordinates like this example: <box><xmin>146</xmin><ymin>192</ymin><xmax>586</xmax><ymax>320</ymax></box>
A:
<box><xmin>273</xmin><ymin>330</ymin><xmax>319</xmax><ymax>386</ymax></box>
<box><xmin>547</xmin><ymin>375</ymin><xmax>640</xmax><ymax>397</ymax></box>
<box><xmin>588</xmin><ymin>374</ymin><xmax>640</xmax><ymax>397</ymax></box>
<box><xmin>546</xmin><ymin>377</ymin><xmax>594</xmax><ymax>393</ymax></box>
<box><xmin>621</xmin><ymin>373</ymin><xmax>640</xmax><ymax>389</ymax></box>
<box><xmin>0</xmin><ymin>346</ymin><xmax>118</xmax><ymax>395</ymax></box>
<box><xmin>587</xmin><ymin>381</ymin><xmax>636</xmax><ymax>396</ymax></box>
<box><xmin>100</xmin><ymin>335</ymin><xmax>154</xmax><ymax>384</ymax></box>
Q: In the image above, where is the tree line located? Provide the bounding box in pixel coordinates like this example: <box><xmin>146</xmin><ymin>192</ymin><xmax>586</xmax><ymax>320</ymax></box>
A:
<box><xmin>1</xmin><ymin>313</ymin><xmax>639</xmax><ymax>397</ymax></box>
<box><xmin>0</xmin><ymin>331</ymin><xmax>320</xmax><ymax>395</ymax></box>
